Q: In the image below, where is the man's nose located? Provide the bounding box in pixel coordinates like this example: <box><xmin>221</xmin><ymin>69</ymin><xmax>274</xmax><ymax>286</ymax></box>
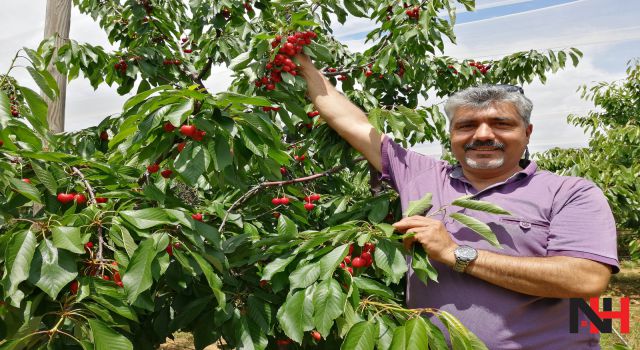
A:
<box><xmin>473</xmin><ymin>123</ymin><xmax>495</xmax><ymax>140</ymax></box>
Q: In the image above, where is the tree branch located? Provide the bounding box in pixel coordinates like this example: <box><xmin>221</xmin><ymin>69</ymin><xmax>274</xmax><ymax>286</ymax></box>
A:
<box><xmin>218</xmin><ymin>156</ymin><xmax>366</xmax><ymax>233</ymax></box>
<box><xmin>72</xmin><ymin>166</ymin><xmax>104</xmax><ymax>261</ymax></box>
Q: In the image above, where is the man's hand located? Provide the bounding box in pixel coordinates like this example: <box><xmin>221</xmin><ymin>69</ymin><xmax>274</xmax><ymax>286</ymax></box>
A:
<box><xmin>393</xmin><ymin>216</ymin><xmax>458</xmax><ymax>265</ymax></box>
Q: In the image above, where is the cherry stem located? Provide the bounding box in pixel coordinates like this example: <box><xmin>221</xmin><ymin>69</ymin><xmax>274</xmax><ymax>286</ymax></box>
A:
<box><xmin>218</xmin><ymin>156</ymin><xmax>366</xmax><ymax>234</ymax></box>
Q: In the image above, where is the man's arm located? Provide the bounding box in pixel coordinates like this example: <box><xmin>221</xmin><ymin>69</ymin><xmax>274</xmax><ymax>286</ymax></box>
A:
<box><xmin>395</xmin><ymin>216</ymin><xmax>612</xmax><ymax>299</ymax></box>
<box><xmin>297</xmin><ymin>54</ymin><xmax>384</xmax><ymax>172</ymax></box>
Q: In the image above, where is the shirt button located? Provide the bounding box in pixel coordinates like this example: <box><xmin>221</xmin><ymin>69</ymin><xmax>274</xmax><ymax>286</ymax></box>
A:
<box><xmin>519</xmin><ymin>221</ymin><xmax>532</xmax><ymax>229</ymax></box>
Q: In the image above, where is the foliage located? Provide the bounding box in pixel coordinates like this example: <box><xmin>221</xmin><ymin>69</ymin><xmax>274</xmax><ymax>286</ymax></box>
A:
<box><xmin>1</xmin><ymin>0</ymin><xmax>581</xmax><ymax>349</ymax></box>
<box><xmin>536</xmin><ymin>59</ymin><xmax>640</xmax><ymax>260</ymax></box>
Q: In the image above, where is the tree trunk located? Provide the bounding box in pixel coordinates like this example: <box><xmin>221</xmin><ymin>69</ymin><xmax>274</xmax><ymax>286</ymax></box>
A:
<box><xmin>43</xmin><ymin>0</ymin><xmax>71</xmax><ymax>133</ymax></box>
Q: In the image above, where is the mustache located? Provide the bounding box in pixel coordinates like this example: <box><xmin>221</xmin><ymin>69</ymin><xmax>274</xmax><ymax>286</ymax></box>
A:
<box><xmin>464</xmin><ymin>140</ymin><xmax>505</xmax><ymax>151</ymax></box>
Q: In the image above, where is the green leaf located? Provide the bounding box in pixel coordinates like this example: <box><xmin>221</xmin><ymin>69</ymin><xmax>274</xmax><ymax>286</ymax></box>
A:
<box><xmin>51</xmin><ymin>226</ymin><xmax>85</xmax><ymax>254</ymax></box>
<box><xmin>450</xmin><ymin>195</ymin><xmax>511</xmax><ymax>215</ymax></box>
<box><xmin>1</xmin><ymin>230</ymin><xmax>38</xmax><ymax>306</ymax></box>
<box><xmin>352</xmin><ymin>277</ymin><xmax>395</xmax><ymax>299</ymax></box>
<box><xmin>7</xmin><ymin>177</ymin><xmax>42</xmax><ymax>203</ymax></box>
<box><xmin>26</xmin><ymin>66</ymin><xmax>55</xmax><ymax>100</ymax></box>
<box><xmin>18</xmin><ymin>86</ymin><xmax>48</xmax><ymax>135</ymax></box>
<box><xmin>289</xmin><ymin>262</ymin><xmax>321</xmax><ymax>289</ymax></box>
<box><xmin>28</xmin><ymin>239</ymin><xmax>77</xmax><ymax>300</ymax></box>
<box><xmin>404</xmin><ymin>193</ymin><xmax>433</xmax><ymax>217</ymax></box>
<box><xmin>389</xmin><ymin>317</ymin><xmax>429</xmax><ymax>350</ymax></box>
<box><xmin>123</xmin><ymin>85</ymin><xmax>172</xmax><ymax>111</ymax></box>
<box><xmin>174</xmin><ymin>142</ymin><xmax>210</xmax><ymax>185</ymax></box>
<box><xmin>449</xmin><ymin>213</ymin><xmax>501</xmax><ymax>248</ymax></box>
<box><xmin>411</xmin><ymin>245</ymin><xmax>438</xmax><ymax>285</ymax></box>
<box><xmin>88</xmin><ymin>318</ymin><xmax>134</xmax><ymax>350</ymax></box>
<box><xmin>262</xmin><ymin>254</ymin><xmax>296</xmax><ymax>280</ymax></box>
<box><xmin>122</xmin><ymin>237</ymin><xmax>159</xmax><ymax>303</ymax></box>
<box><xmin>191</xmin><ymin>251</ymin><xmax>226</xmax><ymax>307</ymax></box>
<box><xmin>437</xmin><ymin>310</ymin><xmax>489</xmax><ymax>350</ymax></box>
<box><xmin>277</xmin><ymin>215</ymin><xmax>298</xmax><ymax>236</ymax></box>
<box><xmin>277</xmin><ymin>289</ymin><xmax>314</xmax><ymax>344</ymax></box>
<box><xmin>218</xmin><ymin>92</ymin><xmax>272</xmax><ymax>107</ymax></box>
<box><xmin>229</xmin><ymin>51</ymin><xmax>252</xmax><ymax>70</ymax></box>
<box><xmin>373</xmin><ymin>240</ymin><xmax>408</xmax><ymax>284</ymax></box>
<box><xmin>318</xmin><ymin>244</ymin><xmax>350</xmax><ymax>280</ymax></box>
<box><xmin>30</xmin><ymin>161</ymin><xmax>58</xmax><ymax>194</ymax></box>
<box><xmin>120</xmin><ymin>208</ymin><xmax>171</xmax><ymax>229</ymax></box>
<box><xmin>312</xmin><ymin>278</ymin><xmax>347</xmax><ymax>337</ymax></box>
<box><xmin>340</xmin><ymin>321</ymin><xmax>378</xmax><ymax>350</ymax></box>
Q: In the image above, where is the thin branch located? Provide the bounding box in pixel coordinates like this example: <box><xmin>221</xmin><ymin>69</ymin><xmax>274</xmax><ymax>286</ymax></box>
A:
<box><xmin>218</xmin><ymin>157</ymin><xmax>366</xmax><ymax>233</ymax></box>
<box><xmin>72</xmin><ymin>167</ymin><xmax>104</xmax><ymax>261</ymax></box>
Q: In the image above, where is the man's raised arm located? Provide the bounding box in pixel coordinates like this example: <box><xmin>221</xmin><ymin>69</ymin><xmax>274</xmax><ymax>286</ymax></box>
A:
<box><xmin>297</xmin><ymin>55</ymin><xmax>384</xmax><ymax>172</ymax></box>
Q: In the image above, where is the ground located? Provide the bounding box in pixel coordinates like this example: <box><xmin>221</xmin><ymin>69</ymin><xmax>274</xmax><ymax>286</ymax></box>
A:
<box><xmin>161</xmin><ymin>260</ymin><xmax>640</xmax><ymax>350</ymax></box>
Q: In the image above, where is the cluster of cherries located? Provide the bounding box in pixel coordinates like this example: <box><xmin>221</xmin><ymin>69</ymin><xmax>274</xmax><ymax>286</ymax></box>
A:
<box><xmin>469</xmin><ymin>61</ymin><xmax>491</xmax><ymax>75</ymax></box>
<box><xmin>8</xmin><ymin>95</ymin><xmax>19</xmax><ymax>117</ymax></box>
<box><xmin>57</xmin><ymin>192</ymin><xmax>109</xmax><ymax>205</ymax></box>
<box><xmin>70</xmin><ymin>250</ymin><xmax>124</xmax><ymax>294</ymax></box>
<box><xmin>114</xmin><ymin>58</ymin><xmax>128</xmax><ymax>75</ymax></box>
<box><xmin>162</xmin><ymin>58</ymin><xmax>182</xmax><ymax>66</ymax></box>
<box><xmin>147</xmin><ymin>163</ymin><xmax>173</xmax><ymax>178</ymax></box>
<box><xmin>405</xmin><ymin>4</ymin><xmax>421</xmax><ymax>19</ymax></box>
<box><xmin>254</xmin><ymin>30</ymin><xmax>318</xmax><ymax>91</ymax></box>
<box><xmin>302</xmin><ymin>193</ymin><xmax>321</xmax><ymax>211</ymax></box>
<box><xmin>340</xmin><ymin>243</ymin><xmax>376</xmax><ymax>274</ymax></box>
<box><xmin>165</xmin><ymin>241</ymin><xmax>181</xmax><ymax>256</ymax></box>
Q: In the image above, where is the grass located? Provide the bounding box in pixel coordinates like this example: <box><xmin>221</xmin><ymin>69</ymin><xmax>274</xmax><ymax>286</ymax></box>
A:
<box><xmin>161</xmin><ymin>261</ymin><xmax>640</xmax><ymax>350</ymax></box>
<box><xmin>599</xmin><ymin>260</ymin><xmax>640</xmax><ymax>349</ymax></box>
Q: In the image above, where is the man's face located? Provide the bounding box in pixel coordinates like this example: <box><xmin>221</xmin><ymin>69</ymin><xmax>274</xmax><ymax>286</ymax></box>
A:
<box><xmin>450</xmin><ymin>102</ymin><xmax>532</xmax><ymax>174</ymax></box>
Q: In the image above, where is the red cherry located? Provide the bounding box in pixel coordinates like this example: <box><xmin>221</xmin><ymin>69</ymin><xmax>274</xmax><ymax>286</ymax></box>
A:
<box><xmin>183</xmin><ymin>49</ymin><xmax>193</xmax><ymax>54</ymax></box>
<box><xmin>303</xmin><ymin>196</ymin><xmax>311</xmax><ymax>202</ymax></box>
<box><xmin>192</xmin><ymin>130</ymin><xmax>206</xmax><ymax>141</ymax></box>
<box><xmin>347</xmin><ymin>267</ymin><xmax>353</xmax><ymax>275</ymax></box>
<box><xmin>70</xmin><ymin>280</ymin><xmax>79</xmax><ymax>294</ymax></box>
<box><xmin>116</xmin><ymin>281</ymin><xmax>124</xmax><ymax>288</ymax></box>
<box><xmin>163</xmin><ymin>122</ymin><xmax>176</xmax><ymax>132</ymax></box>
<box><xmin>180</xmin><ymin>124</ymin><xmax>197</xmax><ymax>137</ymax></box>
<box><xmin>166</xmin><ymin>244</ymin><xmax>173</xmax><ymax>256</ymax></box>
<box><xmin>177</xmin><ymin>142</ymin><xmax>186</xmax><ymax>152</ymax></box>
<box><xmin>280</xmin><ymin>167</ymin><xmax>287</xmax><ymax>175</ymax></box>
<box><xmin>74</xmin><ymin>194</ymin><xmax>87</xmax><ymax>204</ymax></box>
<box><xmin>272</xmin><ymin>197</ymin><xmax>282</xmax><ymax>205</ymax></box>
<box><xmin>0</xmin><ymin>140</ymin><xmax>4</xmax><ymax>147</ymax></box>
<box><xmin>85</xmin><ymin>242</ymin><xmax>94</xmax><ymax>250</ymax></box>
<box><xmin>192</xmin><ymin>213</ymin><xmax>203</xmax><ymax>221</ymax></box>
<box><xmin>364</xmin><ymin>242</ymin><xmax>376</xmax><ymax>253</ymax></box>
<box><xmin>259</xmin><ymin>280</ymin><xmax>269</xmax><ymax>288</ymax></box>
<box><xmin>340</xmin><ymin>262</ymin><xmax>345</xmax><ymax>268</ymax></box>
<box><xmin>57</xmin><ymin>193</ymin><xmax>75</xmax><ymax>204</ymax></box>
<box><xmin>280</xmin><ymin>197</ymin><xmax>290</xmax><ymax>205</ymax></box>
<box><xmin>310</xmin><ymin>194</ymin><xmax>321</xmax><ymax>201</ymax></box>
<box><xmin>311</xmin><ymin>331</ymin><xmax>322</xmax><ymax>341</ymax></box>
<box><xmin>21</xmin><ymin>178</ymin><xmax>31</xmax><ymax>184</ymax></box>
<box><xmin>272</xmin><ymin>212</ymin><xmax>281</xmax><ymax>218</ymax></box>
<box><xmin>95</xmin><ymin>197</ymin><xmax>108</xmax><ymax>203</ymax></box>
<box><xmin>304</xmin><ymin>202</ymin><xmax>315</xmax><ymax>211</ymax></box>
<box><xmin>361</xmin><ymin>251</ymin><xmax>372</xmax><ymax>263</ymax></box>
<box><xmin>102</xmin><ymin>275</ymin><xmax>110</xmax><ymax>281</ymax></box>
<box><xmin>266</xmin><ymin>84</ymin><xmax>276</xmax><ymax>91</ymax></box>
<box><xmin>147</xmin><ymin>163</ymin><xmax>160</xmax><ymax>173</ymax></box>
<box><xmin>343</xmin><ymin>256</ymin><xmax>351</xmax><ymax>264</ymax></box>
<box><xmin>160</xmin><ymin>169</ymin><xmax>173</xmax><ymax>178</ymax></box>
<box><xmin>352</xmin><ymin>257</ymin><xmax>366</xmax><ymax>268</ymax></box>
<box><xmin>365</xmin><ymin>70</ymin><xmax>373</xmax><ymax>77</ymax></box>
<box><xmin>113</xmin><ymin>272</ymin><xmax>122</xmax><ymax>283</ymax></box>
<box><xmin>276</xmin><ymin>339</ymin><xmax>292</xmax><ymax>345</ymax></box>
<box><xmin>349</xmin><ymin>244</ymin><xmax>354</xmax><ymax>255</ymax></box>
<box><xmin>100</xmin><ymin>131</ymin><xmax>109</xmax><ymax>141</ymax></box>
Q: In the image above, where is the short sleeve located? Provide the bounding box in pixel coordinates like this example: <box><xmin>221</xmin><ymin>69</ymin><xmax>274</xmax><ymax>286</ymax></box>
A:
<box><xmin>378</xmin><ymin>135</ymin><xmax>441</xmax><ymax>195</ymax></box>
<box><xmin>547</xmin><ymin>179</ymin><xmax>620</xmax><ymax>273</ymax></box>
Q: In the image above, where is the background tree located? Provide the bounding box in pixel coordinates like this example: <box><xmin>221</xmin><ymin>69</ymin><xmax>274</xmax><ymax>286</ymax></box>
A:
<box><xmin>536</xmin><ymin>59</ymin><xmax>640</xmax><ymax>261</ymax></box>
<box><xmin>1</xmin><ymin>0</ymin><xmax>582</xmax><ymax>349</ymax></box>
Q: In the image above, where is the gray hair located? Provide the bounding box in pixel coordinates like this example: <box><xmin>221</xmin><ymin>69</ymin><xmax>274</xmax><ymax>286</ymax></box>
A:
<box><xmin>444</xmin><ymin>85</ymin><xmax>533</xmax><ymax>127</ymax></box>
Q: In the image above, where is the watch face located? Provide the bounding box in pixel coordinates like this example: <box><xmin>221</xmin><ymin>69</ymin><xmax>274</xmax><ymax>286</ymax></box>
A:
<box><xmin>456</xmin><ymin>245</ymin><xmax>477</xmax><ymax>261</ymax></box>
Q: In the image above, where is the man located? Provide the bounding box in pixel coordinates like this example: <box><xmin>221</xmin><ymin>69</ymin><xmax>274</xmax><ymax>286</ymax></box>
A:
<box><xmin>296</xmin><ymin>54</ymin><xmax>620</xmax><ymax>349</ymax></box>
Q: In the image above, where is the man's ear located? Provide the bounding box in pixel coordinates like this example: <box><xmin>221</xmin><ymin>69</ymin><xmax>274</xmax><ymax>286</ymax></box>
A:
<box><xmin>525</xmin><ymin>123</ymin><xmax>533</xmax><ymax>139</ymax></box>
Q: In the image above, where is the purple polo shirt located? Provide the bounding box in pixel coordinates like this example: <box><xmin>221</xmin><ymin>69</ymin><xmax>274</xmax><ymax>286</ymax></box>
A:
<box><xmin>379</xmin><ymin>136</ymin><xmax>619</xmax><ymax>349</ymax></box>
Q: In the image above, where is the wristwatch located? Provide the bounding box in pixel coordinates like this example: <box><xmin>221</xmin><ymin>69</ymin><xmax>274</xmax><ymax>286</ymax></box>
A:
<box><xmin>453</xmin><ymin>245</ymin><xmax>478</xmax><ymax>273</ymax></box>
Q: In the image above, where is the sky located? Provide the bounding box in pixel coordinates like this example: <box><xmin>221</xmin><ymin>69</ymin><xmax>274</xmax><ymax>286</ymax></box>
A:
<box><xmin>1</xmin><ymin>0</ymin><xmax>639</xmax><ymax>156</ymax></box>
